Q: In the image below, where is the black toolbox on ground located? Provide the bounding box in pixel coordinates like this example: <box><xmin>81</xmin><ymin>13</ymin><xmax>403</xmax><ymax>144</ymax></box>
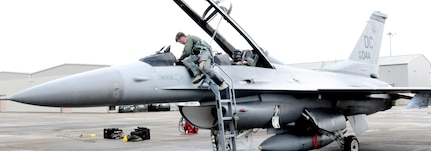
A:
<box><xmin>131</xmin><ymin>127</ymin><xmax>150</xmax><ymax>140</ymax></box>
<box><xmin>104</xmin><ymin>128</ymin><xmax>123</xmax><ymax>139</ymax></box>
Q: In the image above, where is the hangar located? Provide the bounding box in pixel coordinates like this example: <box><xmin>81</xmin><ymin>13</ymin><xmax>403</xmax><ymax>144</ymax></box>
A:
<box><xmin>1</xmin><ymin>54</ymin><xmax>430</xmax><ymax>112</ymax></box>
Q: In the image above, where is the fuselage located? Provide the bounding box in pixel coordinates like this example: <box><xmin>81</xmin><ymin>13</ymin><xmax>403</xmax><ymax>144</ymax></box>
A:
<box><xmin>10</xmin><ymin>61</ymin><xmax>393</xmax><ymax>115</ymax></box>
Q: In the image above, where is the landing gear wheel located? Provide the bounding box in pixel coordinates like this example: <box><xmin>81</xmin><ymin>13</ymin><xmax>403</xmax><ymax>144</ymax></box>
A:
<box><xmin>210</xmin><ymin>129</ymin><xmax>220</xmax><ymax>151</ymax></box>
<box><xmin>178</xmin><ymin>117</ymin><xmax>186</xmax><ymax>133</ymax></box>
<box><xmin>210</xmin><ymin>129</ymin><xmax>232</xmax><ymax>151</ymax></box>
<box><xmin>343</xmin><ymin>135</ymin><xmax>359</xmax><ymax>151</ymax></box>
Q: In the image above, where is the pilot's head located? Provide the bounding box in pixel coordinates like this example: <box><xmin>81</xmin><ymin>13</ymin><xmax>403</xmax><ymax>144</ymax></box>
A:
<box><xmin>232</xmin><ymin>50</ymin><xmax>242</xmax><ymax>62</ymax></box>
<box><xmin>175</xmin><ymin>32</ymin><xmax>187</xmax><ymax>44</ymax></box>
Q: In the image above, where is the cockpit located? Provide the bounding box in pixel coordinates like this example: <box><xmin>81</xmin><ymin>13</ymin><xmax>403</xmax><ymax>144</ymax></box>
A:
<box><xmin>139</xmin><ymin>0</ymin><xmax>285</xmax><ymax>68</ymax></box>
<box><xmin>138</xmin><ymin>45</ymin><xmax>284</xmax><ymax>67</ymax></box>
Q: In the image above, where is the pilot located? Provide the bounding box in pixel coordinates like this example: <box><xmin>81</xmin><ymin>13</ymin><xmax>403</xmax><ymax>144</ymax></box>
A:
<box><xmin>175</xmin><ymin>32</ymin><xmax>228</xmax><ymax>90</ymax></box>
<box><xmin>232</xmin><ymin>50</ymin><xmax>254</xmax><ymax>66</ymax></box>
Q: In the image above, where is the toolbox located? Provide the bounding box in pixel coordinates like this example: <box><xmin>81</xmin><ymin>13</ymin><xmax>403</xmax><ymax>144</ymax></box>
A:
<box><xmin>131</xmin><ymin>127</ymin><xmax>150</xmax><ymax>140</ymax></box>
<box><xmin>104</xmin><ymin>128</ymin><xmax>123</xmax><ymax>139</ymax></box>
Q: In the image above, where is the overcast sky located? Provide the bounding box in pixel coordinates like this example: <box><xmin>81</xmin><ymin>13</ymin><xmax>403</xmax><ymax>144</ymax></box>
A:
<box><xmin>1</xmin><ymin>0</ymin><xmax>431</xmax><ymax>73</ymax></box>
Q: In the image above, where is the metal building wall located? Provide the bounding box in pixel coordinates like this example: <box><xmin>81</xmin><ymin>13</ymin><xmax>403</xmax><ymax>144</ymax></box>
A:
<box><xmin>378</xmin><ymin>65</ymin><xmax>408</xmax><ymax>87</ymax></box>
<box><xmin>407</xmin><ymin>56</ymin><xmax>431</xmax><ymax>87</ymax></box>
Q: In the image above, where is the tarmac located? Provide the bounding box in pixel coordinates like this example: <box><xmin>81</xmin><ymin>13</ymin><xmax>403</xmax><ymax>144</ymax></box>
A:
<box><xmin>1</xmin><ymin>106</ymin><xmax>431</xmax><ymax>151</ymax></box>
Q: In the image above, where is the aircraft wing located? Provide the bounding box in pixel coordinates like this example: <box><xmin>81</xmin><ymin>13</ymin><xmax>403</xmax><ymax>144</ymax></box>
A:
<box><xmin>215</xmin><ymin>86</ymin><xmax>431</xmax><ymax>110</ymax></box>
<box><xmin>318</xmin><ymin>87</ymin><xmax>431</xmax><ymax>109</ymax></box>
<box><xmin>318</xmin><ymin>87</ymin><xmax>431</xmax><ymax>94</ymax></box>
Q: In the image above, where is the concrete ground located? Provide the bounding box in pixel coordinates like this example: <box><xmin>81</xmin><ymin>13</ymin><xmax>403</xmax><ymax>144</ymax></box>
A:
<box><xmin>1</xmin><ymin>106</ymin><xmax>431</xmax><ymax>151</ymax></box>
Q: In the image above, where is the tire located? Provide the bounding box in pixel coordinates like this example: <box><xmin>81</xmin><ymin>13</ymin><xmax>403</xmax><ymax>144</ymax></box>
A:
<box><xmin>178</xmin><ymin>117</ymin><xmax>186</xmax><ymax>134</ymax></box>
<box><xmin>344</xmin><ymin>135</ymin><xmax>359</xmax><ymax>151</ymax></box>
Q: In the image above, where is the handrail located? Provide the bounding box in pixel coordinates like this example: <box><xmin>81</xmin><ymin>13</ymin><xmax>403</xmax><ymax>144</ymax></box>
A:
<box><xmin>214</xmin><ymin>64</ymin><xmax>237</xmax><ymax>111</ymax></box>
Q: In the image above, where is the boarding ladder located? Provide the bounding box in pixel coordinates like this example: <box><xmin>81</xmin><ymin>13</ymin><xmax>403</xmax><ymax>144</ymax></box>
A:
<box><xmin>200</xmin><ymin>68</ymin><xmax>237</xmax><ymax>151</ymax></box>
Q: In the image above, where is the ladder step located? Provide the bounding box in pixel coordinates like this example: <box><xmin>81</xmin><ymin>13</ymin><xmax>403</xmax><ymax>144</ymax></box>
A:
<box><xmin>201</xmin><ymin>70</ymin><xmax>237</xmax><ymax>151</ymax></box>
<box><xmin>222</xmin><ymin>117</ymin><xmax>233</xmax><ymax>121</ymax></box>
<box><xmin>224</xmin><ymin>134</ymin><xmax>236</xmax><ymax>138</ymax></box>
<box><xmin>220</xmin><ymin>99</ymin><xmax>232</xmax><ymax>103</ymax></box>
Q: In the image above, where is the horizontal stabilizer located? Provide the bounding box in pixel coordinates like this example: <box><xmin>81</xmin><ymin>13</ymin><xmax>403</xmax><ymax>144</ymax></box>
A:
<box><xmin>407</xmin><ymin>92</ymin><xmax>431</xmax><ymax>109</ymax></box>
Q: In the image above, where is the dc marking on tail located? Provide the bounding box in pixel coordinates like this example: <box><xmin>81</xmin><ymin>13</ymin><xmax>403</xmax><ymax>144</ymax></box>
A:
<box><xmin>359</xmin><ymin>35</ymin><xmax>373</xmax><ymax>60</ymax></box>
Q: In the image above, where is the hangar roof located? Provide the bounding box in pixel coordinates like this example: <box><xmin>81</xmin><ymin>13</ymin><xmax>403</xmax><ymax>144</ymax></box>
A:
<box><xmin>32</xmin><ymin>63</ymin><xmax>109</xmax><ymax>77</ymax></box>
<box><xmin>0</xmin><ymin>72</ymin><xmax>29</xmax><ymax>80</ymax></box>
<box><xmin>0</xmin><ymin>63</ymin><xmax>109</xmax><ymax>80</ymax></box>
<box><xmin>378</xmin><ymin>54</ymin><xmax>429</xmax><ymax>65</ymax></box>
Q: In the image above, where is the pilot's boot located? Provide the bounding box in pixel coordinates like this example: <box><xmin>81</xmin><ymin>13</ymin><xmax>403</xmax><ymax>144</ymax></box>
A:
<box><xmin>210</xmin><ymin>75</ymin><xmax>228</xmax><ymax>90</ymax></box>
<box><xmin>182</xmin><ymin>56</ymin><xmax>204</xmax><ymax>84</ymax></box>
<box><xmin>190</xmin><ymin>67</ymin><xmax>204</xmax><ymax>84</ymax></box>
<box><xmin>192</xmin><ymin>74</ymin><xmax>204</xmax><ymax>84</ymax></box>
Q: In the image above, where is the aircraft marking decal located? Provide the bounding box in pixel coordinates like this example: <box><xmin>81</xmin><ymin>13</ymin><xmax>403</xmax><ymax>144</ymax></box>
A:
<box><xmin>364</xmin><ymin>35</ymin><xmax>374</xmax><ymax>49</ymax></box>
<box><xmin>312</xmin><ymin>133</ymin><xmax>319</xmax><ymax>148</ymax></box>
<box><xmin>358</xmin><ymin>50</ymin><xmax>371</xmax><ymax>60</ymax></box>
<box><xmin>359</xmin><ymin>35</ymin><xmax>373</xmax><ymax>60</ymax></box>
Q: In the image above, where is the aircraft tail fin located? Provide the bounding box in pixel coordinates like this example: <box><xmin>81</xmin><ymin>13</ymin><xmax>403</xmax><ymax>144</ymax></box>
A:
<box><xmin>322</xmin><ymin>11</ymin><xmax>387</xmax><ymax>78</ymax></box>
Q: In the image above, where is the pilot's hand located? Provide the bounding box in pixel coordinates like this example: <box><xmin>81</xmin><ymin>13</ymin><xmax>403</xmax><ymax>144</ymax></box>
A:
<box><xmin>236</xmin><ymin>61</ymin><xmax>247</xmax><ymax>65</ymax></box>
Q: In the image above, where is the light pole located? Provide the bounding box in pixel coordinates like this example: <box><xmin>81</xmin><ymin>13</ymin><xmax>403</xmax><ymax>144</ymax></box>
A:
<box><xmin>387</xmin><ymin>32</ymin><xmax>396</xmax><ymax>56</ymax></box>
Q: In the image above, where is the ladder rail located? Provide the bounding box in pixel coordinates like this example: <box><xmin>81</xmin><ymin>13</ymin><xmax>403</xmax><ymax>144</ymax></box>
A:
<box><xmin>214</xmin><ymin>64</ymin><xmax>237</xmax><ymax>109</ymax></box>
<box><xmin>209</xmin><ymin>65</ymin><xmax>237</xmax><ymax>151</ymax></box>
<box><xmin>206</xmin><ymin>80</ymin><xmax>234</xmax><ymax>151</ymax></box>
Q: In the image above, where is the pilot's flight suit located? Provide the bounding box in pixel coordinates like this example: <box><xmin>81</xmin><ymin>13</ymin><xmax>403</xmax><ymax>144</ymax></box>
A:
<box><xmin>181</xmin><ymin>35</ymin><xmax>227</xmax><ymax>90</ymax></box>
<box><xmin>180</xmin><ymin>35</ymin><xmax>204</xmax><ymax>81</ymax></box>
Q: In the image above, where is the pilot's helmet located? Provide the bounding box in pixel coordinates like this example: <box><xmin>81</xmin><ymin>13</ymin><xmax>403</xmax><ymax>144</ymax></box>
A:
<box><xmin>175</xmin><ymin>32</ymin><xmax>186</xmax><ymax>42</ymax></box>
<box><xmin>232</xmin><ymin>50</ymin><xmax>242</xmax><ymax>61</ymax></box>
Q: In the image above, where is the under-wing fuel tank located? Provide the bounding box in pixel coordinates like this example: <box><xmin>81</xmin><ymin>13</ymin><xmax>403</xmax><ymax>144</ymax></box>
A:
<box><xmin>180</xmin><ymin>101</ymin><xmax>304</xmax><ymax>130</ymax></box>
<box><xmin>259</xmin><ymin>133</ymin><xmax>333</xmax><ymax>151</ymax></box>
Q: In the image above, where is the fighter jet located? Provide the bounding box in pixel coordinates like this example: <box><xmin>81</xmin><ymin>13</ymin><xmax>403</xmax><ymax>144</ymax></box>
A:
<box><xmin>4</xmin><ymin>0</ymin><xmax>431</xmax><ymax>151</ymax></box>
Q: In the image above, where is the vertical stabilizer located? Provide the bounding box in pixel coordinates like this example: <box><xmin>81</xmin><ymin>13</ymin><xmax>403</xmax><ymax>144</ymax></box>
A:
<box><xmin>349</xmin><ymin>11</ymin><xmax>387</xmax><ymax>65</ymax></box>
<box><xmin>322</xmin><ymin>11</ymin><xmax>387</xmax><ymax>78</ymax></box>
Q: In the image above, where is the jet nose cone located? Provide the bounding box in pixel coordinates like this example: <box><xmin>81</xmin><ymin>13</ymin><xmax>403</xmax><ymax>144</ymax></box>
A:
<box><xmin>10</xmin><ymin>67</ymin><xmax>124</xmax><ymax>107</ymax></box>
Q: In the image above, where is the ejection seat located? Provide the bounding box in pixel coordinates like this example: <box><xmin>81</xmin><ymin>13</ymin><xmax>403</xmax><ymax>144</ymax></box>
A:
<box><xmin>214</xmin><ymin>53</ymin><xmax>231</xmax><ymax>65</ymax></box>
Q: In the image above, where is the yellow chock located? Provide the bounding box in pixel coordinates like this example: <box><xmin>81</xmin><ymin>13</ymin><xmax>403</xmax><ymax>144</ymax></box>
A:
<box><xmin>123</xmin><ymin>135</ymin><xmax>128</xmax><ymax>142</ymax></box>
<box><xmin>89</xmin><ymin>134</ymin><xmax>96</xmax><ymax>137</ymax></box>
